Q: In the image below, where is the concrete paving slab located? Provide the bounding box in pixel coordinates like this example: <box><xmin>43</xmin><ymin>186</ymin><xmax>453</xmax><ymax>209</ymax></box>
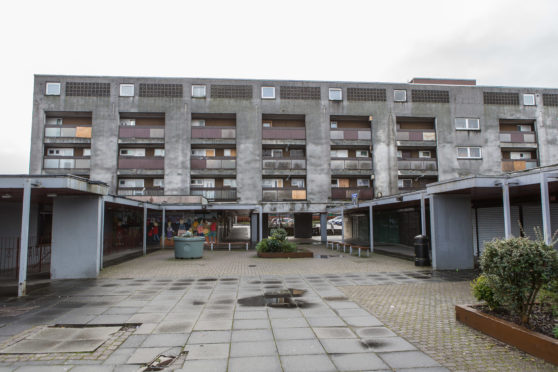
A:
<box><xmin>194</xmin><ymin>320</ymin><xmax>232</xmax><ymax>331</ymax></box>
<box><xmin>175</xmin><ymin>358</ymin><xmax>228</xmax><ymax>372</ymax></box>
<box><xmin>270</xmin><ymin>318</ymin><xmax>308</xmax><ymax>328</ymax></box>
<box><xmin>276</xmin><ymin>339</ymin><xmax>325</xmax><ymax>355</ymax></box>
<box><xmin>141</xmin><ymin>333</ymin><xmax>189</xmax><ymax>347</ymax></box>
<box><xmin>153</xmin><ymin>320</ymin><xmax>193</xmax><ymax>334</ymax></box>
<box><xmin>343</xmin><ymin>316</ymin><xmax>382</xmax><ymax>327</ymax></box>
<box><xmin>188</xmin><ymin>331</ymin><xmax>231</xmax><ymax>344</ymax></box>
<box><xmin>233</xmin><ymin>319</ymin><xmax>270</xmax><ymax>329</ymax></box>
<box><xmin>306</xmin><ymin>317</ymin><xmax>345</xmax><ymax>327</ymax></box>
<box><xmin>273</xmin><ymin>327</ymin><xmax>315</xmax><ymax>340</ymax></box>
<box><xmin>330</xmin><ymin>352</ymin><xmax>390</xmax><ymax>371</ymax></box>
<box><xmin>320</xmin><ymin>338</ymin><xmax>368</xmax><ymax>354</ymax></box>
<box><xmin>354</xmin><ymin>327</ymin><xmax>397</xmax><ymax>338</ymax></box>
<box><xmin>126</xmin><ymin>347</ymin><xmax>168</xmax><ymax>364</ymax></box>
<box><xmin>363</xmin><ymin>337</ymin><xmax>417</xmax><ymax>352</ymax></box>
<box><xmin>230</xmin><ymin>340</ymin><xmax>277</xmax><ymax>357</ymax></box>
<box><xmin>12</xmin><ymin>366</ymin><xmax>72</xmax><ymax>372</ymax></box>
<box><xmin>228</xmin><ymin>355</ymin><xmax>282</xmax><ymax>372</ymax></box>
<box><xmin>127</xmin><ymin>313</ymin><xmax>165</xmax><ymax>323</ymax></box>
<box><xmin>231</xmin><ymin>329</ymin><xmax>274</xmax><ymax>342</ymax></box>
<box><xmin>313</xmin><ymin>327</ymin><xmax>356</xmax><ymax>339</ymax></box>
<box><xmin>185</xmin><ymin>343</ymin><xmax>229</xmax><ymax>360</ymax></box>
<box><xmin>280</xmin><ymin>354</ymin><xmax>336</xmax><ymax>372</ymax></box>
<box><xmin>379</xmin><ymin>351</ymin><xmax>441</xmax><ymax>369</ymax></box>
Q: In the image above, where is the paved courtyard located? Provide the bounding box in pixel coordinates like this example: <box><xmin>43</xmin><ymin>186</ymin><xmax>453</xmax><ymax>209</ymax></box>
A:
<box><xmin>0</xmin><ymin>245</ymin><xmax>556</xmax><ymax>371</ymax></box>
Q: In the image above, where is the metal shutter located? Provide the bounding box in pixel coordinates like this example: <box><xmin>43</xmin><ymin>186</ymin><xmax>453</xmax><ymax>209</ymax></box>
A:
<box><xmin>474</xmin><ymin>207</ymin><xmax>520</xmax><ymax>255</ymax></box>
<box><xmin>522</xmin><ymin>204</ymin><xmax>542</xmax><ymax>240</ymax></box>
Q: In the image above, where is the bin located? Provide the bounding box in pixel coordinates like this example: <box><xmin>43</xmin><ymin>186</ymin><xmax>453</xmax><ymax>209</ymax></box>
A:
<box><xmin>173</xmin><ymin>236</ymin><xmax>205</xmax><ymax>259</ymax></box>
<box><xmin>414</xmin><ymin>234</ymin><xmax>430</xmax><ymax>266</ymax></box>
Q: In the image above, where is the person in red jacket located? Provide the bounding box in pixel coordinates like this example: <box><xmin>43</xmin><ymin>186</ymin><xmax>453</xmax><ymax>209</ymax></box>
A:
<box><xmin>209</xmin><ymin>219</ymin><xmax>217</xmax><ymax>243</ymax></box>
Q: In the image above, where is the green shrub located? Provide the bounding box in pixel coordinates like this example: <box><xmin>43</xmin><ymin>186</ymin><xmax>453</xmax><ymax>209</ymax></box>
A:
<box><xmin>255</xmin><ymin>239</ymin><xmax>269</xmax><ymax>252</ymax></box>
<box><xmin>256</xmin><ymin>228</ymin><xmax>297</xmax><ymax>253</ymax></box>
<box><xmin>270</xmin><ymin>228</ymin><xmax>287</xmax><ymax>241</ymax></box>
<box><xmin>471</xmin><ymin>274</ymin><xmax>500</xmax><ymax>310</ymax></box>
<box><xmin>481</xmin><ymin>237</ymin><xmax>558</xmax><ymax>325</ymax></box>
<box><xmin>539</xmin><ymin>279</ymin><xmax>558</xmax><ymax>317</ymax></box>
<box><xmin>554</xmin><ymin>326</ymin><xmax>558</xmax><ymax>339</ymax></box>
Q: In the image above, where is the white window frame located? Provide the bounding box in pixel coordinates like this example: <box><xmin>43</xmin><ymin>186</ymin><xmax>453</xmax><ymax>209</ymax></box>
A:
<box><xmin>457</xmin><ymin>147</ymin><xmax>482</xmax><ymax>159</ymax></box>
<box><xmin>191</xmin><ymin>149</ymin><xmax>206</xmax><ymax>156</ymax></box>
<box><xmin>261</xmin><ymin>86</ymin><xmax>275</xmax><ymax>99</ymax></box>
<box><xmin>291</xmin><ymin>178</ymin><xmax>305</xmax><ymax>188</ymax></box>
<box><xmin>331</xmin><ymin>149</ymin><xmax>348</xmax><ymax>158</ymax></box>
<box><xmin>45</xmin><ymin>82</ymin><xmax>61</xmax><ymax>96</ymax></box>
<box><xmin>523</xmin><ymin>93</ymin><xmax>535</xmax><ymax>106</ymax></box>
<box><xmin>191</xmin><ymin>179</ymin><xmax>204</xmax><ymax>186</ymax></box>
<box><xmin>329</xmin><ymin>88</ymin><xmax>343</xmax><ymax>101</ymax></box>
<box><xmin>455</xmin><ymin>118</ymin><xmax>480</xmax><ymax>130</ymax></box>
<box><xmin>263</xmin><ymin>121</ymin><xmax>272</xmax><ymax>128</ymax></box>
<box><xmin>192</xmin><ymin>119</ymin><xmax>206</xmax><ymax>127</ymax></box>
<box><xmin>418</xmin><ymin>151</ymin><xmax>431</xmax><ymax>158</ymax></box>
<box><xmin>356</xmin><ymin>150</ymin><xmax>369</xmax><ymax>158</ymax></box>
<box><xmin>120</xmin><ymin>119</ymin><xmax>136</xmax><ymax>126</ymax></box>
<box><xmin>262</xmin><ymin>178</ymin><xmax>283</xmax><ymax>188</ymax></box>
<box><xmin>518</xmin><ymin>124</ymin><xmax>533</xmax><ymax>132</ymax></box>
<box><xmin>510</xmin><ymin>152</ymin><xmax>532</xmax><ymax>160</ymax></box>
<box><xmin>154</xmin><ymin>149</ymin><xmax>165</xmax><ymax>157</ymax></box>
<box><xmin>47</xmin><ymin>148</ymin><xmax>74</xmax><ymax>156</ymax></box>
<box><xmin>398</xmin><ymin>179</ymin><xmax>412</xmax><ymax>188</ymax></box>
<box><xmin>271</xmin><ymin>149</ymin><xmax>283</xmax><ymax>158</ymax></box>
<box><xmin>119</xmin><ymin>148</ymin><xmax>145</xmax><ymax>157</ymax></box>
<box><xmin>397</xmin><ymin>150</ymin><xmax>403</xmax><ymax>158</ymax></box>
<box><xmin>331</xmin><ymin>179</ymin><xmax>339</xmax><ymax>187</ymax></box>
<box><xmin>46</xmin><ymin>118</ymin><xmax>63</xmax><ymax>125</ymax></box>
<box><xmin>394</xmin><ymin>89</ymin><xmax>407</xmax><ymax>102</ymax></box>
<box><xmin>192</xmin><ymin>85</ymin><xmax>207</xmax><ymax>98</ymax></box>
<box><xmin>223</xmin><ymin>149</ymin><xmax>235</xmax><ymax>157</ymax></box>
<box><xmin>153</xmin><ymin>179</ymin><xmax>164</xmax><ymax>187</ymax></box>
<box><xmin>357</xmin><ymin>178</ymin><xmax>370</xmax><ymax>187</ymax></box>
<box><xmin>330</xmin><ymin>121</ymin><xmax>338</xmax><ymax>129</ymax></box>
<box><xmin>83</xmin><ymin>148</ymin><xmax>91</xmax><ymax>157</ymax></box>
<box><xmin>119</xmin><ymin>179</ymin><xmax>144</xmax><ymax>188</ymax></box>
<box><xmin>223</xmin><ymin>178</ymin><xmax>237</xmax><ymax>188</ymax></box>
<box><xmin>119</xmin><ymin>84</ymin><xmax>134</xmax><ymax>97</ymax></box>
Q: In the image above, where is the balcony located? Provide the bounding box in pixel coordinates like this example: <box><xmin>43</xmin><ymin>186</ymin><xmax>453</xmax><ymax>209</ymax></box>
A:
<box><xmin>262</xmin><ymin>158</ymin><xmax>306</xmax><ymax>175</ymax></box>
<box><xmin>43</xmin><ymin>157</ymin><xmax>90</xmax><ymax>170</ymax></box>
<box><xmin>262</xmin><ymin>188</ymin><xmax>306</xmax><ymax>202</ymax></box>
<box><xmin>191</xmin><ymin>157</ymin><xmax>236</xmax><ymax>170</ymax></box>
<box><xmin>330</xmin><ymin>158</ymin><xmax>373</xmax><ymax>174</ymax></box>
<box><xmin>330</xmin><ymin>128</ymin><xmax>371</xmax><ymax>141</ymax></box>
<box><xmin>396</xmin><ymin>129</ymin><xmax>436</xmax><ymax>143</ymax></box>
<box><xmin>499</xmin><ymin>131</ymin><xmax>536</xmax><ymax>144</ymax></box>
<box><xmin>119</xmin><ymin>126</ymin><xmax>164</xmax><ymax>142</ymax></box>
<box><xmin>117</xmin><ymin>187</ymin><xmax>164</xmax><ymax>196</ymax></box>
<box><xmin>192</xmin><ymin>127</ymin><xmax>236</xmax><ymax>139</ymax></box>
<box><xmin>501</xmin><ymin>159</ymin><xmax>537</xmax><ymax>172</ymax></box>
<box><xmin>190</xmin><ymin>188</ymin><xmax>237</xmax><ymax>201</ymax></box>
<box><xmin>331</xmin><ymin>187</ymin><xmax>373</xmax><ymax>201</ymax></box>
<box><xmin>262</xmin><ymin>128</ymin><xmax>305</xmax><ymax>140</ymax></box>
<box><xmin>118</xmin><ymin>157</ymin><xmax>164</xmax><ymax>170</ymax></box>
<box><xmin>397</xmin><ymin>159</ymin><xmax>438</xmax><ymax>175</ymax></box>
<box><xmin>44</xmin><ymin>126</ymin><xmax>92</xmax><ymax>143</ymax></box>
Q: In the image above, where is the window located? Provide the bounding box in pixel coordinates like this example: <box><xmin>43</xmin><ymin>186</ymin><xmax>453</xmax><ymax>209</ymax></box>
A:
<box><xmin>329</xmin><ymin>88</ymin><xmax>342</xmax><ymax>101</ymax></box>
<box><xmin>192</xmin><ymin>85</ymin><xmax>206</xmax><ymax>98</ymax></box>
<box><xmin>394</xmin><ymin>89</ymin><xmax>407</xmax><ymax>102</ymax></box>
<box><xmin>271</xmin><ymin>149</ymin><xmax>283</xmax><ymax>158</ymax></box>
<box><xmin>153</xmin><ymin>179</ymin><xmax>164</xmax><ymax>187</ymax></box>
<box><xmin>191</xmin><ymin>179</ymin><xmax>204</xmax><ymax>186</ymax></box>
<box><xmin>45</xmin><ymin>128</ymin><xmax>61</xmax><ymax>137</ymax></box>
<box><xmin>330</xmin><ymin>121</ymin><xmax>338</xmax><ymax>129</ymax></box>
<box><xmin>46</xmin><ymin>118</ymin><xmax>63</xmax><ymax>125</ymax></box>
<box><xmin>523</xmin><ymin>94</ymin><xmax>535</xmax><ymax>106</ymax></box>
<box><xmin>261</xmin><ymin>87</ymin><xmax>275</xmax><ymax>99</ymax></box>
<box><xmin>47</xmin><ymin>148</ymin><xmax>73</xmax><ymax>156</ymax></box>
<box><xmin>356</xmin><ymin>150</ymin><xmax>368</xmax><ymax>158</ymax></box>
<box><xmin>518</xmin><ymin>124</ymin><xmax>532</xmax><ymax>132</ymax></box>
<box><xmin>331</xmin><ymin>149</ymin><xmax>348</xmax><ymax>158</ymax></box>
<box><xmin>457</xmin><ymin>147</ymin><xmax>482</xmax><ymax>159</ymax></box>
<box><xmin>510</xmin><ymin>152</ymin><xmax>532</xmax><ymax>160</ymax></box>
<box><xmin>223</xmin><ymin>179</ymin><xmax>236</xmax><ymax>188</ymax></box>
<box><xmin>398</xmin><ymin>179</ymin><xmax>412</xmax><ymax>188</ymax></box>
<box><xmin>59</xmin><ymin>159</ymin><xmax>75</xmax><ymax>168</ymax></box>
<box><xmin>120</xmin><ymin>119</ymin><xmax>136</xmax><ymax>126</ymax></box>
<box><xmin>290</xmin><ymin>149</ymin><xmax>304</xmax><ymax>157</ymax></box>
<box><xmin>291</xmin><ymin>179</ymin><xmax>305</xmax><ymax>188</ymax></box>
<box><xmin>46</xmin><ymin>82</ymin><xmax>61</xmax><ymax>96</ymax></box>
<box><xmin>223</xmin><ymin>149</ymin><xmax>235</xmax><ymax>157</ymax></box>
<box><xmin>418</xmin><ymin>151</ymin><xmax>431</xmax><ymax>158</ymax></box>
<box><xmin>119</xmin><ymin>179</ymin><xmax>144</xmax><ymax>187</ymax></box>
<box><xmin>119</xmin><ymin>84</ymin><xmax>134</xmax><ymax>97</ymax></box>
<box><xmin>119</xmin><ymin>148</ymin><xmax>145</xmax><ymax>157</ymax></box>
<box><xmin>154</xmin><ymin>149</ymin><xmax>165</xmax><ymax>157</ymax></box>
<box><xmin>263</xmin><ymin>121</ymin><xmax>272</xmax><ymax>128</ymax></box>
<box><xmin>192</xmin><ymin>119</ymin><xmax>205</xmax><ymax>127</ymax></box>
<box><xmin>262</xmin><ymin>179</ymin><xmax>283</xmax><ymax>188</ymax></box>
<box><xmin>83</xmin><ymin>148</ymin><xmax>91</xmax><ymax>157</ymax></box>
<box><xmin>455</xmin><ymin>118</ymin><xmax>480</xmax><ymax>130</ymax></box>
<box><xmin>397</xmin><ymin>150</ymin><xmax>403</xmax><ymax>158</ymax></box>
<box><xmin>357</xmin><ymin>179</ymin><xmax>370</xmax><ymax>187</ymax></box>
<box><xmin>192</xmin><ymin>149</ymin><xmax>206</xmax><ymax>156</ymax></box>
<box><xmin>331</xmin><ymin>179</ymin><xmax>339</xmax><ymax>187</ymax></box>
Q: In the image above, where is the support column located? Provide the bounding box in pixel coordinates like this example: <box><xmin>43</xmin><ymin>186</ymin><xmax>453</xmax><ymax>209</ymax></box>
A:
<box><xmin>369</xmin><ymin>205</ymin><xmax>374</xmax><ymax>253</ymax></box>
<box><xmin>320</xmin><ymin>213</ymin><xmax>327</xmax><ymax>243</ymax></box>
<box><xmin>341</xmin><ymin>208</ymin><xmax>344</xmax><ymax>241</ymax></box>
<box><xmin>250</xmin><ymin>213</ymin><xmax>258</xmax><ymax>246</ymax></box>
<box><xmin>540</xmin><ymin>173</ymin><xmax>552</xmax><ymax>245</ymax></box>
<box><xmin>143</xmin><ymin>205</ymin><xmax>147</xmax><ymax>255</ymax></box>
<box><xmin>420</xmin><ymin>193</ymin><xmax>427</xmax><ymax>236</ymax></box>
<box><xmin>294</xmin><ymin>213</ymin><xmax>313</xmax><ymax>238</ymax></box>
<box><xmin>502</xmin><ymin>182</ymin><xmax>512</xmax><ymax>239</ymax></box>
<box><xmin>99</xmin><ymin>198</ymin><xmax>105</xmax><ymax>270</ymax></box>
<box><xmin>258</xmin><ymin>207</ymin><xmax>263</xmax><ymax>241</ymax></box>
<box><xmin>162</xmin><ymin>208</ymin><xmax>166</xmax><ymax>249</ymax></box>
<box><xmin>18</xmin><ymin>180</ymin><xmax>31</xmax><ymax>297</ymax></box>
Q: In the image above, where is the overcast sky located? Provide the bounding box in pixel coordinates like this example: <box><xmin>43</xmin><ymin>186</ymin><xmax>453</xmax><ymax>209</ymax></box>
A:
<box><xmin>1</xmin><ymin>0</ymin><xmax>557</xmax><ymax>174</ymax></box>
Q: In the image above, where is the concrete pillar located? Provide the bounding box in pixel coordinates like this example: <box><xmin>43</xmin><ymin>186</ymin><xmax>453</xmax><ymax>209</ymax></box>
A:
<box><xmin>341</xmin><ymin>208</ymin><xmax>345</xmax><ymax>241</ymax></box>
<box><xmin>262</xmin><ymin>213</ymin><xmax>269</xmax><ymax>238</ymax></box>
<box><xmin>502</xmin><ymin>182</ymin><xmax>512</xmax><ymax>239</ymax></box>
<box><xmin>540</xmin><ymin>173</ymin><xmax>552</xmax><ymax>245</ymax></box>
<box><xmin>294</xmin><ymin>213</ymin><xmax>312</xmax><ymax>238</ymax></box>
<box><xmin>99</xmin><ymin>199</ymin><xmax>105</xmax><ymax>270</ymax></box>
<box><xmin>51</xmin><ymin>197</ymin><xmax>103</xmax><ymax>279</ymax></box>
<box><xmin>162</xmin><ymin>208</ymin><xmax>166</xmax><ymax>249</ymax></box>
<box><xmin>250</xmin><ymin>213</ymin><xmax>258</xmax><ymax>246</ymax></box>
<box><xmin>369</xmin><ymin>205</ymin><xmax>374</xmax><ymax>252</ymax></box>
<box><xmin>320</xmin><ymin>213</ymin><xmax>327</xmax><ymax>243</ymax></box>
<box><xmin>430</xmin><ymin>195</ymin><xmax>474</xmax><ymax>270</ymax></box>
<box><xmin>18</xmin><ymin>180</ymin><xmax>31</xmax><ymax>297</ymax></box>
<box><xmin>258</xmin><ymin>208</ymin><xmax>263</xmax><ymax>241</ymax></box>
<box><xmin>420</xmin><ymin>193</ymin><xmax>427</xmax><ymax>236</ymax></box>
<box><xmin>143</xmin><ymin>205</ymin><xmax>147</xmax><ymax>255</ymax></box>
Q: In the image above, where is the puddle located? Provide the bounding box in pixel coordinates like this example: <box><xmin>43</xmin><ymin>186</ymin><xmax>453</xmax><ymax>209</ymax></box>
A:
<box><xmin>192</xmin><ymin>300</ymin><xmax>205</xmax><ymax>306</ymax></box>
<box><xmin>360</xmin><ymin>339</ymin><xmax>386</xmax><ymax>349</ymax></box>
<box><xmin>248</xmin><ymin>264</ymin><xmax>257</xmax><ymax>267</ymax></box>
<box><xmin>262</xmin><ymin>280</ymin><xmax>282</xmax><ymax>284</ymax></box>
<box><xmin>237</xmin><ymin>288</ymin><xmax>314</xmax><ymax>308</ymax></box>
<box><xmin>198</xmin><ymin>278</ymin><xmax>218</xmax><ymax>282</ymax></box>
<box><xmin>219</xmin><ymin>278</ymin><xmax>238</xmax><ymax>282</ymax></box>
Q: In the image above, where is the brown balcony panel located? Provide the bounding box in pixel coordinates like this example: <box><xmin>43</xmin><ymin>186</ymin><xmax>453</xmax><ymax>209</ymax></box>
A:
<box><xmin>190</xmin><ymin>188</ymin><xmax>237</xmax><ymax>201</ymax></box>
<box><xmin>262</xmin><ymin>188</ymin><xmax>306</xmax><ymax>201</ymax></box>
<box><xmin>330</xmin><ymin>129</ymin><xmax>371</xmax><ymax>141</ymax></box>
<box><xmin>118</xmin><ymin>188</ymin><xmax>164</xmax><ymax>196</ymax></box>
<box><xmin>263</xmin><ymin>128</ymin><xmax>306</xmax><ymax>140</ymax></box>
<box><xmin>501</xmin><ymin>160</ymin><xmax>537</xmax><ymax>172</ymax></box>
<box><xmin>397</xmin><ymin>130</ymin><xmax>436</xmax><ymax>141</ymax></box>
<box><xmin>118</xmin><ymin>157</ymin><xmax>164</xmax><ymax>169</ymax></box>
<box><xmin>499</xmin><ymin>132</ymin><xmax>536</xmax><ymax>143</ymax></box>
<box><xmin>191</xmin><ymin>159</ymin><xmax>207</xmax><ymax>169</ymax></box>
<box><xmin>331</xmin><ymin>188</ymin><xmax>373</xmax><ymax>200</ymax></box>
<box><xmin>192</xmin><ymin>127</ymin><xmax>236</xmax><ymax>139</ymax></box>
<box><xmin>397</xmin><ymin>159</ymin><xmax>438</xmax><ymax>171</ymax></box>
<box><xmin>262</xmin><ymin>158</ymin><xmax>306</xmax><ymax>170</ymax></box>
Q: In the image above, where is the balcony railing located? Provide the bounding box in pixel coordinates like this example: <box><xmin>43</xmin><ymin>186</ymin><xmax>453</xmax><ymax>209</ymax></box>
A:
<box><xmin>262</xmin><ymin>188</ymin><xmax>306</xmax><ymax>201</ymax></box>
<box><xmin>501</xmin><ymin>159</ymin><xmax>537</xmax><ymax>172</ymax></box>
<box><xmin>262</xmin><ymin>157</ymin><xmax>306</xmax><ymax>170</ymax></box>
<box><xmin>118</xmin><ymin>157</ymin><xmax>164</xmax><ymax>169</ymax></box>
<box><xmin>119</xmin><ymin>126</ymin><xmax>165</xmax><ymax>139</ymax></box>
<box><xmin>192</xmin><ymin>127</ymin><xmax>236</xmax><ymax>139</ymax></box>
<box><xmin>191</xmin><ymin>157</ymin><xmax>236</xmax><ymax>169</ymax></box>
<box><xmin>330</xmin><ymin>129</ymin><xmax>371</xmax><ymax>141</ymax></box>
<box><xmin>117</xmin><ymin>188</ymin><xmax>165</xmax><ymax>196</ymax></box>
<box><xmin>43</xmin><ymin>157</ymin><xmax>90</xmax><ymax>169</ymax></box>
<box><xmin>330</xmin><ymin>158</ymin><xmax>372</xmax><ymax>171</ymax></box>
<box><xmin>190</xmin><ymin>188</ymin><xmax>237</xmax><ymax>201</ymax></box>
<box><xmin>397</xmin><ymin>159</ymin><xmax>438</xmax><ymax>171</ymax></box>
<box><xmin>44</xmin><ymin>126</ymin><xmax>92</xmax><ymax>139</ymax></box>
<box><xmin>262</xmin><ymin>127</ymin><xmax>306</xmax><ymax>140</ymax></box>
<box><xmin>396</xmin><ymin>129</ymin><xmax>436</xmax><ymax>142</ymax></box>
<box><xmin>499</xmin><ymin>131</ymin><xmax>536</xmax><ymax>143</ymax></box>
<box><xmin>331</xmin><ymin>187</ymin><xmax>373</xmax><ymax>200</ymax></box>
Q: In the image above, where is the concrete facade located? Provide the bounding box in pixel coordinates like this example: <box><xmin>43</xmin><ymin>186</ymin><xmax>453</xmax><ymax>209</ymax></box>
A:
<box><xmin>30</xmin><ymin>75</ymin><xmax>558</xmax><ymax>216</ymax></box>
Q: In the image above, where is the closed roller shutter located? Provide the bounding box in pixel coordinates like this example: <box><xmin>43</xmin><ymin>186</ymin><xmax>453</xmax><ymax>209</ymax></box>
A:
<box><xmin>522</xmin><ymin>204</ymin><xmax>542</xmax><ymax>240</ymax></box>
<box><xmin>551</xmin><ymin>203</ymin><xmax>558</xmax><ymax>236</ymax></box>
<box><xmin>475</xmin><ymin>206</ymin><xmax>520</xmax><ymax>255</ymax></box>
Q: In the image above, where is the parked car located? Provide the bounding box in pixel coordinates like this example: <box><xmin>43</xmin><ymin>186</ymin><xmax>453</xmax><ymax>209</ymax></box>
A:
<box><xmin>270</xmin><ymin>217</ymin><xmax>294</xmax><ymax>228</ymax></box>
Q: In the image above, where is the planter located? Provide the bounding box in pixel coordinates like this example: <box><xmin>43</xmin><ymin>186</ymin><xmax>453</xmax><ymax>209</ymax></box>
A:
<box><xmin>455</xmin><ymin>304</ymin><xmax>558</xmax><ymax>366</ymax></box>
<box><xmin>173</xmin><ymin>236</ymin><xmax>205</xmax><ymax>259</ymax></box>
<box><xmin>257</xmin><ymin>250</ymin><xmax>313</xmax><ymax>258</ymax></box>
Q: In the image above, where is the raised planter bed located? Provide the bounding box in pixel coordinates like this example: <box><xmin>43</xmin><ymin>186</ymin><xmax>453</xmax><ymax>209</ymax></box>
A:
<box><xmin>455</xmin><ymin>304</ymin><xmax>558</xmax><ymax>366</ymax></box>
<box><xmin>257</xmin><ymin>250</ymin><xmax>314</xmax><ymax>258</ymax></box>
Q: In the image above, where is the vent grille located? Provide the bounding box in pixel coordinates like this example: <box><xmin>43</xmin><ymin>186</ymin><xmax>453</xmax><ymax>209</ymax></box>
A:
<box><xmin>66</xmin><ymin>82</ymin><xmax>110</xmax><ymax>97</ymax></box>
<box><xmin>542</xmin><ymin>93</ymin><xmax>558</xmax><ymax>106</ymax></box>
<box><xmin>347</xmin><ymin>88</ymin><xmax>386</xmax><ymax>101</ymax></box>
<box><xmin>483</xmin><ymin>92</ymin><xmax>519</xmax><ymax>105</ymax></box>
<box><xmin>210</xmin><ymin>85</ymin><xmax>253</xmax><ymax>99</ymax></box>
<box><xmin>279</xmin><ymin>86</ymin><xmax>321</xmax><ymax>100</ymax></box>
<box><xmin>411</xmin><ymin>89</ymin><xmax>450</xmax><ymax>103</ymax></box>
<box><xmin>139</xmin><ymin>83</ymin><xmax>183</xmax><ymax>98</ymax></box>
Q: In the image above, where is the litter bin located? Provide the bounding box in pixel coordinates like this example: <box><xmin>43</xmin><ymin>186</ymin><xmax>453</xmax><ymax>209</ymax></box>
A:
<box><xmin>173</xmin><ymin>236</ymin><xmax>205</xmax><ymax>259</ymax></box>
<box><xmin>414</xmin><ymin>234</ymin><xmax>430</xmax><ymax>266</ymax></box>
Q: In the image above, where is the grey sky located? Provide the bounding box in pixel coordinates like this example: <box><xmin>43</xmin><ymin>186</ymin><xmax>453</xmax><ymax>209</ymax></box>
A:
<box><xmin>1</xmin><ymin>0</ymin><xmax>557</xmax><ymax>174</ymax></box>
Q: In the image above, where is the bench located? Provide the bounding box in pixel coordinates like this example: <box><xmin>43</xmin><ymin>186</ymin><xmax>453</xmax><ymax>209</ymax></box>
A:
<box><xmin>204</xmin><ymin>241</ymin><xmax>250</xmax><ymax>251</ymax></box>
<box><xmin>327</xmin><ymin>241</ymin><xmax>370</xmax><ymax>257</ymax></box>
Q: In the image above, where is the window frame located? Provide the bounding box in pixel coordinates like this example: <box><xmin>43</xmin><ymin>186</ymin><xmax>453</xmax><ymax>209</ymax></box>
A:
<box><xmin>45</xmin><ymin>82</ymin><xmax>61</xmax><ymax>96</ymax></box>
<box><xmin>329</xmin><ymin>88</ymin><xmax>343</xmax><ymax>101</ymax></box>
<box><xmin>153</xmin><ymin>179</ymin><xmax>164</xmax><ymax>187</ymax></box>
<box><xmin>261</xmin><ymin>86</ymin><xmax>276</xmax><ymax>99</ymax></box>
<box><xmin>418</xmin><ymin>151</ymin><xmax>431</xmax><ymax>159</ymax></box>
<box><xmin>191</xmin><ymin>85</ymin><xmax>207</xmax><ymax>98</ymax></box>
<box><xmin>523</xmin><ymin>93</ymin><xmax>536</xmax><ymax>106</ymax></box>
<box><xmin>83</xmin><ymin>148</ymin><xmax>91</xmax><ymax>157</ymax></box>
<box><xmin>394</xmin><ymin>89</ymin><xmax>407</xmax><ymax>102</ymax></box>
<box><xmin>455</xmin><ymin>118</ymin><xmax>480</xmax><ymax>131</ymax></box>
<box><xmin>357</xmin><ymin>178</ymin><xmax>370</xmax><ymax>187</ymax></box>
<box><xmin>154</xmin><ymin>149</ymin><xmax>165</xmax><ymax>157</ymax></box>
<box><xmin>398</xmin><ymin>179</ymin><xmax>412</xmax><ymax>188</ymax></box>
<box><xmin>120</xmin><ymin>119</ymin><xmax>136</xmax><ymax>126</ymax></box>
<box><xmin>291</xmin><ymin>178</ymin><xmax>305</xmax><ymax>188</ymax></box>
<box><xmin>457</xmin><ymin>146</ymin><xmax>482</xmax><ymax>159</ymax></box>
<box><xmin>119</xmin><ymin>84</ymin><xmax>135</xmax><ymax>97</ymax></box>
<box><xmin>356</xmin><ymin>150</ymin><xmax>369</xmax><ymax>158</ymax></box>
<box><xmin>330</xmin><ymin>121</ymin><xmax>338</xmax><ymax>129</ymax></box>
<box><xmin>192</xmin><ymin>119</ymin><xmax>206</xmax><ymax>127</ymax></box>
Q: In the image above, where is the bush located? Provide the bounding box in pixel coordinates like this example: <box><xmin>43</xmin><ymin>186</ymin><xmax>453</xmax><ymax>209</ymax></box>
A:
<box><xmin>481</xmin><ymin>237</ymin><xmax>558</xmax><ymax>325</ymax></box>
<box><xmin>471</xmin><ymin>274</ymin><xmax>500</xmax><ymax>310</ymax></box>
<box><xmin>256</xmin><ymin>228</ymin><xmax>297</xmax><ymax>253</ymax></box>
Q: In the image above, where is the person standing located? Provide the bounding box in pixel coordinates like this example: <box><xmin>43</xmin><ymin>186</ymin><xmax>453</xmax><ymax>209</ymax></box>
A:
<box><xmin>209</xmin><ymin>219</ymin><xmax>217</xmax><ymax>243</ymax></box>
